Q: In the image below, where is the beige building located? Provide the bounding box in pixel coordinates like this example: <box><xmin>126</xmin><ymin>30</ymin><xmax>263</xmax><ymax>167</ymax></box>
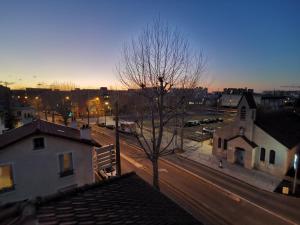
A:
<box><xmin>0</xmin><ymin>120</ymin><xmax>100</xmax><ymax>204</ymax></box>
<box><xmin>213</xmin><ymin>93</ymin><xmax>300</xmax><ymax>178</ymax></box>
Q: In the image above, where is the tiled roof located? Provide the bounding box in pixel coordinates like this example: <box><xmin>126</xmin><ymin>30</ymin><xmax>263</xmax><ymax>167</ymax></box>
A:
<box><xmin>227</xmin><ymin>135</ymin><xmax>258</xmax><ymax>148</ymax></box>
<box><xmin>0</xmin><ymin>173</ymin><xmax>201</xmax><ymax>225</ymax></box>
<box><xmin>0</xmin><ymin>119</ymin><xmax>100</xmax><ymax>149</ymax></box>
<box><xmin>255</xmin><ymin>111</ymin><xmax>300</xmax><ymax>149</ymax></box>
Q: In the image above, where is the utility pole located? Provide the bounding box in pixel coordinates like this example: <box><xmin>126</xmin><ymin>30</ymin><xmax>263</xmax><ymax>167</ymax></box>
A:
<box><xmin>87</xmin><ymin>107</ymin><xmax>90</xmax><ymax>126</ymax></box>
<box><xmin>115</xmin><ymin>101</ymin><xmax>121</xmax><ymax>176</ymax></box>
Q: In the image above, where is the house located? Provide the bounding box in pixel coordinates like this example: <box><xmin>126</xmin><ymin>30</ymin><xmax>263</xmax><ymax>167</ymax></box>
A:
<box><xmin>0</xmin><ymin>119</ymin><xmax>101</xmax><ymax>204</ymax></box>
<box><xmin>213</xmin><ymin>92</ymin><xmax>300</xmax><ymax>178</ymax></box>
<box><xmin>0</xmin><ymin>172</ymin><xmax>201</xmax><ymax>225</ymax></box>
<box><xmin>13</xmin><ymin>106</ymin><xmax>36</xmax><ymax>127</ymax></box>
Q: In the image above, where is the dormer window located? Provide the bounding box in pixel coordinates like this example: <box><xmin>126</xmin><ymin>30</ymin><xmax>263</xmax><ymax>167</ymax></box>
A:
<box><xmin>33</xmin><ymin>137</ymin><xmax>45</xmax><ymax>150</ymax></box>
<box><xmin>240</xmin><ymin>106</ymin><xmax>246</xmax><ymax>120</ymax></box>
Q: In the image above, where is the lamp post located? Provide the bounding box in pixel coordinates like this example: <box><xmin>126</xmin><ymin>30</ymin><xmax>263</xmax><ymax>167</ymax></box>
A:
<box><xmin>104</xmin><ymin>102</ymin><xmax>109</xmax><ymax>126</ymax></box>
<box><xmin>292</xmin><ymin>148</ymin><xmax>299</xmax><ymax>195</ymax></box>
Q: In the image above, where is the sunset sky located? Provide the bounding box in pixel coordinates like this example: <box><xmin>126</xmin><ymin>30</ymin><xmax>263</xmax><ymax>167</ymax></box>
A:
<box><xmin>0</xmin><ymin>0</ymin><xmax>299</xmax><ymax>92</ymax></box>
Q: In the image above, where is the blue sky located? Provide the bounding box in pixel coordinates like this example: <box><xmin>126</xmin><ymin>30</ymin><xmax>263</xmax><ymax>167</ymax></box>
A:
<box><xmin>0</xmin><ymin>0</ymin><xmax>299</xmax><ymax>91</ymax></box>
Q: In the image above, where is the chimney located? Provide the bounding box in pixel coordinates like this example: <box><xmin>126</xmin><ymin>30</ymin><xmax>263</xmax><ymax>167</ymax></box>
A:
<box><xmin>80</xmin><ymin>125</ymin><xmax>91</xmax><ymax>140</ymax></box>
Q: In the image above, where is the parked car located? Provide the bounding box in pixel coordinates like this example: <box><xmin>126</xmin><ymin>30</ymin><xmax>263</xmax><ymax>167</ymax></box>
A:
<box><xmin>184</xmin><ymin>120</ymin><xmax>199</xmax><ymax>127</ymax></box>
<box><xmin>202</xmin><ymin>118</ymin><xmax>210</xmax><ymax>124</ymax></box>
<box><xmin>106</xmin><ymin>125</ymin><xmax>115</xmax><ymax>129</ymax></box>
<box><xmin>202</xmin><ymin>127</ymin><xmax>215</xmax><ymax>134</ymax></box>
<box><xmin>217</xmin><ymin>117</ymin><xmax>223</xmax><ymax>122</ymax></box>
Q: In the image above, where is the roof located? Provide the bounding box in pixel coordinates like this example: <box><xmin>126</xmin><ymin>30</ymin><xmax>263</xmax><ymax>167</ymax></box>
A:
<box><xmin>0</xmin><ymin>173</ymin><xmax>201</xmax><ymax>225</ymax></box>
<box><xmin>0</xmin><ymin>119</ymin><xmax>100</xmax><ymax>150</ymax></box>
<box><xmin>237</xmin><ymin>92</ymin><xmax>257</xmax><ymax>109</ymax></box>
<box><xmin>255</xmin><ymin>111</ymin><xmax>300</xmax><ymax>149</ymax></box>
<box><xmin>227</xmin><ymin>135</ymin><xmax>258</xmax><ymax>148</ymax></box>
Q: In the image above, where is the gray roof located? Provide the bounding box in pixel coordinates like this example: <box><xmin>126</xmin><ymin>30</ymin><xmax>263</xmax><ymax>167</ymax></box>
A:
<box><xmin>0</xmin><ymin>173</ymin><xmax>201</xmax><ymax>225</ymax></box>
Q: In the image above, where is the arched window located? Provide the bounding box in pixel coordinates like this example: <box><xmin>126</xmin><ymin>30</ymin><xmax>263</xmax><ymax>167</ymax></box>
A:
<box><xmin>260</xmin><ymin>148</ymin><xmax>265</xmax><ymax>161</ymax></box>
<box><xmin>218</xmin><ymin>138</ymin><xmax>222</xmax><ymax>148</ymax></box>
<box><xmin>223</xmin><ymin>139</ymin><xmax>228</xmax><ymax>150</ymax></box>
<box><xmin>240</xmin><ymin>106</ymin><xmax>246</xmax><ymax>120</ymax></box>
<box><xmin>269</xmin><ymin>150</ymin><xmax>275</xmax><ymax>164</ymax></box>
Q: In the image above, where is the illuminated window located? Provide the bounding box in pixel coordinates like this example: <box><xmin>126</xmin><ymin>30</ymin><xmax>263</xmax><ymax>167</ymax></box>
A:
<box><xmin>33</xmin><ymin>137</ymin><xmax>45</xmax><ymax>150</ymax></box>
<box><xmin>59</xmin><ymin>153</ymin><xmax>73</xmax><ymax>177</ymax></box>
<box><xmin>0</xmin><ymin>164</ymin><xmax>14</xmax><ymax>193</ymax></box>
<box><xmin>240</xmin><ymin>106</ymin><xmax>246</xmax><ymax>120</ymax></box>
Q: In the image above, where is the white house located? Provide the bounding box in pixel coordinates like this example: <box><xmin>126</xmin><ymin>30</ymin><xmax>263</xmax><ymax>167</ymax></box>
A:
<box><xmin>0</xmin><ymin>119</ymin><xmax>101</xmax><ymax>204</ymax></box>
<box><xmin>213</xmin><ymin>92</ymin><xmax>300</xmax><ymax>178</ymax></box>
<box><xmin>13</xmin><ymin>106</ymin><xmax>36</xmax><ymax>127</ymax></box>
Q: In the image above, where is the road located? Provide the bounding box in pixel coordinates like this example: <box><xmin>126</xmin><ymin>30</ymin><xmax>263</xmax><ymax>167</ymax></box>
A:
<box><xmin>91</xmin><ymin>126</ymin><xmax>300</xmax><ymax>225</ymax></box>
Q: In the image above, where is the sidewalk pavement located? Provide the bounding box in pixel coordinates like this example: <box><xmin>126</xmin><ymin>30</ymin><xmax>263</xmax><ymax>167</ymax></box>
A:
<box><xmin>180</xmin><ymin>146</ymin><xmax>282</xmax><ymax>192</ymax></box>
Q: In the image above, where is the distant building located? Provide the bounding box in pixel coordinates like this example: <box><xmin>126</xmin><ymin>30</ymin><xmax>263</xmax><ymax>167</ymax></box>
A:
<box><xmin>213</xmin><ymin>93</ymin><xmax>300</xmax><ymax>178</ymax></box>
<box><xmin>13</xmin><ymin>106</ymin><xmax>36</xmax><ymax>127</ymax></box>
<box><xmin>0</xmin><ymin>120</ymin><xmax>100</xmax><ymax>204</ymax></box>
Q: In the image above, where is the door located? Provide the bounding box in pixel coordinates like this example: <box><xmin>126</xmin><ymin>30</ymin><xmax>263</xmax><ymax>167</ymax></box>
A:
<box><xmin>235</xmin><ymin>147</ymin><xmax>245</xmax><ymax>166</ymax></box>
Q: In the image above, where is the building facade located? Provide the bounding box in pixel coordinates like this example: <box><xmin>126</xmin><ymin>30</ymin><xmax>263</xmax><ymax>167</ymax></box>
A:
<box><xmin>0</xmin><ymin>120</ymin><xmax>100</xmax><ymax>204</ymax></box>
<box><xmin>213</xmin><ymin>93</ymin><xmax>299</xmax><ymax>178</ymax></box>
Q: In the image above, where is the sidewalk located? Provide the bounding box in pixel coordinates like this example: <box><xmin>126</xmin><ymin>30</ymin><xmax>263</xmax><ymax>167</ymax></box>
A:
<box><xmin>180</xmin><ymin>147</ymin><xmax>282</xmax><ymax>192</ymax></box>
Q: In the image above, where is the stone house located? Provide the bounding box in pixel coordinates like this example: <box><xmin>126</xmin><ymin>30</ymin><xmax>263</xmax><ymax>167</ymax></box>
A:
<box><xmin>213</xmin><ymin>92</ymin><xmax>300</xmax><ymax>178</ymax></box>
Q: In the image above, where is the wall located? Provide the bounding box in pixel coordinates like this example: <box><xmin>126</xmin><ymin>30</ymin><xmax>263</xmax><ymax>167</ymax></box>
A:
<box><xmin>253</xmin><ymin>125</ymin><xmax>288</xmax><ymax>177</ymax></box>
<box><xmin>0</xmin><ymin>134</ymin><xmax>94</xmax><ymax>204</ymax></box>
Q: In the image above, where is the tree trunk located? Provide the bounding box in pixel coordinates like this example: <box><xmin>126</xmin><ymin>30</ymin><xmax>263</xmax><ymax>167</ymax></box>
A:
<box><xmin>152</xmin><ymin>158</ymin><xmax>160</xmax><ymax>191</ymax></box>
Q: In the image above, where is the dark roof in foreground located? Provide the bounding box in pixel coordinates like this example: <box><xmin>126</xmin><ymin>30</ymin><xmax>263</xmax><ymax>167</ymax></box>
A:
<box><xmin>0</xmin><ymin>173</ymin><xmax>201</xmax><ymax>225</ymax></box>
<box><xmin>0</xmin><ymin>119</ymin><xmax>100</xmax><ymax>149</ymax></box>
<box><xmin>255</xmin><ymin>111</ymin><xmax>300</xmax><ymax>149</ymax></box>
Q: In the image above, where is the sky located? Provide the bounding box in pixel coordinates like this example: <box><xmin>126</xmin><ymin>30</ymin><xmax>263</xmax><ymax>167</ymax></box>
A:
<box><xmin>0</xmin><ymin>0</ymin><xmax>299</xmax><ymax>92</ymax></box>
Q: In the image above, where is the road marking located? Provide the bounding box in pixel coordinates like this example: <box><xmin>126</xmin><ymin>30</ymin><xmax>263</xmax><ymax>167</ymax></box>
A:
<box><xmin>93</xmin><ymin>128</ymin><xmax>298</xmax><ymax>225</ymax></box>
<box><xmin>161</xmin><ymin>158</ymin><xmax>298</xmax><ymax>225</ymax></box>
<box><xmin>158</xmin><ymin>168</ymin><xmax>168</xmax><ymax>173</ymax></box>
<box><xmin>120</xmin><ymin>153</ymin><xmax>143</xmax><ymax>168</ymax></box>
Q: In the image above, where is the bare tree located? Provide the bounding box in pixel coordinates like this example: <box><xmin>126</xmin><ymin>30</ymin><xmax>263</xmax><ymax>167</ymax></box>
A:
<box><xmin>118</xmin><ymin>19</ymin><xmax>205</xmax><ymax>190</ymax></box>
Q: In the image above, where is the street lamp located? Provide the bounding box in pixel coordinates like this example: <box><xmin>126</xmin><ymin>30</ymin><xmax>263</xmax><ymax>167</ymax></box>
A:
<box><xmin>104</xmin><ymin>102</ymin><xmax>109</xmax><ymax>126</ymax></box>
<box><xmin>293</xmin><ymin>151</ymin><xmax>299</xmax><ymax>195</ymax></box>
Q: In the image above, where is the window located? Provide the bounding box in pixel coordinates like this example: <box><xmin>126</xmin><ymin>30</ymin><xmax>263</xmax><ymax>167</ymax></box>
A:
<box><xmin>33</xmin><ymin>137</ymin><xmax>45</xmax><ymax>150</ymax></box>
<box><xmin>0</xmin><ymin>164</ymin><xmax>14</xmax><ymax>193</ymax></box>
<box><xmin>269</xmin><ymin>150</ymin><xmax>276</xmax><ymax>164</ymax></box>
<box><xmin>218</xmin><ymin>138</ymin><xmax>222</xmax><ymax>148</ymax></box>
<box><xmin>240</xmin><ymin>106</ymin><xmax>246</xmax><ymax>120</ymax></box>
<box><xmin>59</xmin><ymin>153</ymin><xmax>74</xmax><ymax>177</ymax></box>
<box><xmin>223</xmin><ymin>139</ymin><xmax>228</xmax><ymax>150</ymax></box>
<box><xmin>251</xmin><ymin>110</ymin><xmax>255</xmax><ymax>120</ymax></box>
<box><xmin>260</xmin><ymin>148</ymin><xmax>265</xmax><ymax>161</ymax></box>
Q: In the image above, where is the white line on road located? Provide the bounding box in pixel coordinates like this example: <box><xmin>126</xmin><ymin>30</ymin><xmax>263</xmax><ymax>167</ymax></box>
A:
<box><xmin>120</xmin><ymin>153</ymin><xmax>143</xmax><ymax>168</ymax></box>
<box><xmin>161</xmin><ymin>158</ymin><xmax>299</xmax><ymax>225</ymax></box>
